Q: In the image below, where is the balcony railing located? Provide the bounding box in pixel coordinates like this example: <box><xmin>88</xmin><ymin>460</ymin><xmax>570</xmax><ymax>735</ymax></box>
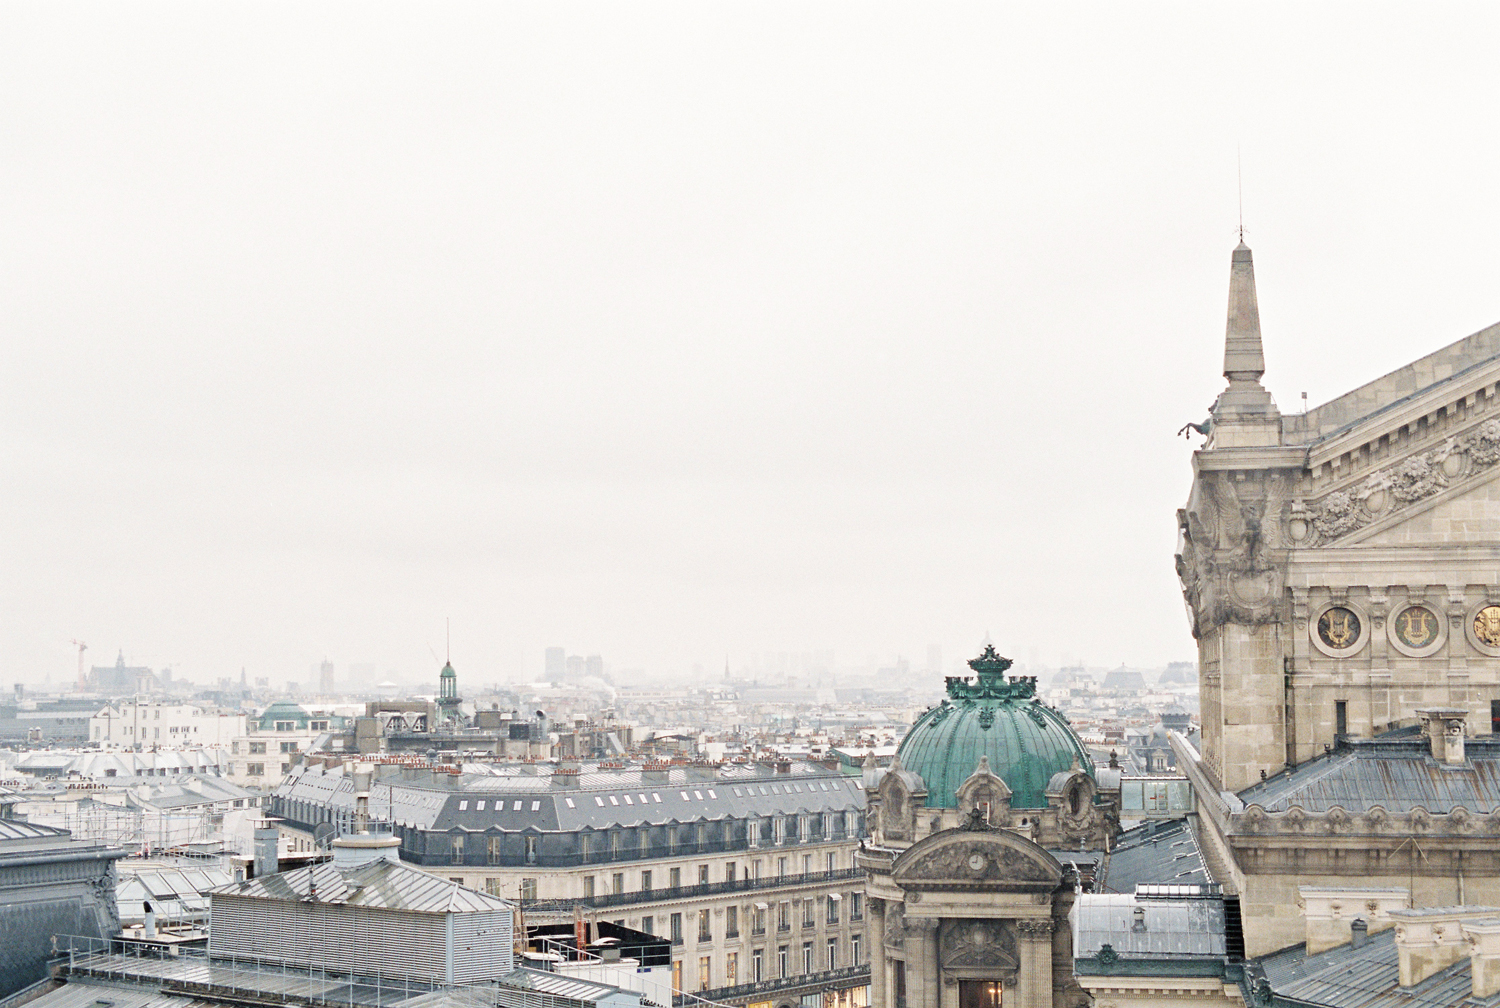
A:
<box><xmin>674</xmin><ymin>964</ymin><xmax>870</xmax><ymax>1006</ymax></box>
<box><xmin>521</xmin><ymin>867</ymin><xmax>862</xmax><ymax>913</ymax></box>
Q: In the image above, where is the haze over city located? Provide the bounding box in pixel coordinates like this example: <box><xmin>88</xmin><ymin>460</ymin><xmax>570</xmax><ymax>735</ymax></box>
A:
<box><xmin>4</xmin><ymin>5</ymin><xmax>1499</xmax><ymax>686</ymax></box>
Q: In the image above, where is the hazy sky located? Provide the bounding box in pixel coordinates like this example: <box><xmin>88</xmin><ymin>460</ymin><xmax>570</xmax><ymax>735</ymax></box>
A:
<box><xmin>4</xmin><ymin>3</ymin><xmax>1500</xmax><ymax>688</ymax></box>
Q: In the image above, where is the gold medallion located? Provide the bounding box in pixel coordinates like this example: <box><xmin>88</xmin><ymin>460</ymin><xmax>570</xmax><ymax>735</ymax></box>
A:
<box><xmin>1394</xmin><ymin>606</ymin><xmax>1439</xmax><ymax>649</ymax></box>
<box><xmin>1318</xmin><ymin>607</ymin><xmax>1361</xmax><ymax>650</ymax></box>
<box><xmin>1475</xmin><ymin>606</ymin><xmax>1500</xmax><ymax>647</ymax></box>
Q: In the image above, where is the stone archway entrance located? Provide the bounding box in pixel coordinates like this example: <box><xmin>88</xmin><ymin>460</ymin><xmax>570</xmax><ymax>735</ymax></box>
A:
<box><xmin>958</xmin><ymin>979</ymin><xmax>1003</xmax><ymax>1008</ymax></box>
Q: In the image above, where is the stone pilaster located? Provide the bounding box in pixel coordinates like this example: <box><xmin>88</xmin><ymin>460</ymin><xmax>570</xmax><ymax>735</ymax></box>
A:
<box><xmin>1017</xmin><ymin>918</ymin><xmax>1055</xmax><ymax>1008</ymax></box>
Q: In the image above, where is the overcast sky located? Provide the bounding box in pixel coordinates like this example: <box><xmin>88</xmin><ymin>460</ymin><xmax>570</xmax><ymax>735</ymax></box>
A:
<box><xmin>3</xmin><ymin>3</ymin><xmax>1499</xmax><ymax>688</ymax></box>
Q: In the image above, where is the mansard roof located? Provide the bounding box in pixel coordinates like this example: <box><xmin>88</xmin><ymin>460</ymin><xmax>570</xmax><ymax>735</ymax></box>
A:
<box><xmin>275</xmin><ymin>759</ymin><xmax>864</xmax><ymax>833</ymax></box>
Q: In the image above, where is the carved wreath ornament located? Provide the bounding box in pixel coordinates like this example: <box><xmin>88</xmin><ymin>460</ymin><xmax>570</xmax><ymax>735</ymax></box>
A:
<box><xmin>1305</xmin><ymin>420</ymin><xmax>1500</xmax><ymax>544</ymax></box>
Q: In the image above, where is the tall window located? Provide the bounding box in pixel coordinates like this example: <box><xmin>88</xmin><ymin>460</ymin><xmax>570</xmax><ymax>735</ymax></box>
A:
<box><xmin>487</xmin><ymin>837</ymin><xmax>502</xmax><ymax>864</ymax></box>
<box><xmin>519</xmin><ymin>878</ymin><xmax>537</xmax><ymax>899</ymax></box>
<box><xmin>748</xmin><ymin>819</ymin><xmax>761</xmax><ymax>847</ymax></box>
<box><xmin>584</xmin><ymin>876</ymin><xmax>596</xmax><ymax>898</ymax></box>
<box><xmin>801</xmin><ymin>942</ymin><xmax>813</xmax><ymax>974</ymax></box>
<box><xmin>777</xmin><ymin>946</ymin><xmax>788</xmax><ymax>978</ymax></box>
<box><xmin>641</xmin><ymin>916</ymin><xmax>654</xmax><ymax>935</ymax></box>
<box><xmin>641</xmin><ymin>870</ymin><xmax>653</xmax><ymax>891</ymax></box>
<box><xmin>525</xmin><ymin>835</ymin><xmax>538</xmax><ymax>865</ymax></box>
<box><xmin>827</xmin><ymin>895</ymin><xmax>840</xmax><ymax>924</ymax></box>
<box><xmin>893</xmin><ymin>960</ymin><xmax>907</xmax><ymax>1007</ymax></box>
<box><xmin>672</xmin><ymin>961</ymin><xmax>682</xmax><ymax>995</ymax></box>
<box><xmin>752</xmin><ymin>949</ymin><xmax>763</xmax><ymax>982</ymax></box>
<box><xmin>1336</xmin><ymin>700</ymin><xmax>1348</xmax><ymax>737</ymax></box>
<box><xmin>725</xmin><ymin>906</ymin><xmax>739</xmax><ymax>938</ymax></box>
<box><xmin>698</xmin><ymin>909</ymin><xmax>712</xmax><ymax>942</ymax></box>
<box><xmin>826</xmin><ymin>938</ymin><xmax>838</xmax><ymax>970</ymax></box>
<box><xmin>826</xmin><ymin>851</ymin><xmax>837</xmax><ymax>873</ymax></box>
<box><xmin>850</xmin><ymin>892</ymin><xmax>864</xmax><ymax>920</ymax></box>
<box><xmin>851</xmin><ymin>934</ymin><xmax>862</xmax><ymax>965</ymax></box>
<box><xmin>802</xmin><ymin>854</ymin><xmax>812</xmax><ymax>876</ymax></box>
<box><xmin>450</xmin><ymin>835</ymin><xmax>464</xmax><ymax>863</ymax></box>
<box><xmin>698</xmin><ymin>864</ymin><xmax>709</xmax><ymax>885</ymax></box>
<box><xmin>726</xmin><ymin>861</ymin><xmax>737</xmax><ymax>882</ymax></box>
<box><xmin>753</xmin><ymin>906</ymin><xmax>766</xmax><ymax>935</ymax></box>
<box><xmin>777</xmin><ymin>902</ymin><xmax>790</xmax><ymax>932</ymax></box>
<box><xmin>802</xmin><ymin>898</ymin><xmax>815</xmax><ymax>927</ymax></box>
<box><xmin>670</xmin><ymin>913</ymin><xmax>683</xmax><ymax>946</ymax></box>
<box><xmin>725</xmin><ymin>952</ymin><xmax>737</xmax><ymax>985</ymax></box>
<box><xmin>612</xmin><ymin>873</ymin><xmax>624</xmax><ymax>895</ymax></box>
<box><xmin>697</xmin><ymin>956</ymin><xmax>710</xmax><ymax>991</ymax></box>
<box><xmin>670</xmin><ymin>867</ymin><xmax>682</xmax><ymax>888</ymax></box>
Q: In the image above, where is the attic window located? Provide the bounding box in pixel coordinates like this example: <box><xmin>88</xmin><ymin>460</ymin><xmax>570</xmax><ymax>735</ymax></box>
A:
<box><xmin>608</xmin><ymin>796</ymin><xmax>619</xmax><ymax>806</ymax></box>
<box><xmin>475</xmin><ymin>801</ymin><xmax>485</xmax><ymax>811</ymax></box>
<box><xmin>594</xmin><ymin>797</ymin><xmax>605</xmax><ymax>806</ymax></box>
<box><xmin>531</xmin><ymin>801</ymin><xmax>541</xmax><ymax>811</ymax></box>
<box><xmin>565</xmin><ymin>799</ymin><xmax>576</xmax><ymax>808</ymax></box>
<box><xmin>513</xmin><ymin>801</ymin><xmax>522</xmax><ymax>811</ymax></box>
<box><xmin>652</xmin><ymin>793</ymin><xmax>662</xmax><ymax>802</ymax></box>
<box><xmin>707</xmin><ymin>790</ymin><xmax>717</xmax><ymax>799</ymax></box>
<box><xmin>458</xmin><ymin>801</ymin><xmax>469</xmax><ymax>811</ymax></box>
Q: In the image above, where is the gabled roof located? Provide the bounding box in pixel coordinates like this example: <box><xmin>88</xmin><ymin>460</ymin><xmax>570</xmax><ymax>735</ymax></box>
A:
<box><xmin>211</xmin><ymin>858</ymin><xmax>513</xmax><ymax>914</ymax></box>
<box><xmin>1286</xmin><ymin>320</ymin><xmax>1500</xmax><ymax>448</ymax></box>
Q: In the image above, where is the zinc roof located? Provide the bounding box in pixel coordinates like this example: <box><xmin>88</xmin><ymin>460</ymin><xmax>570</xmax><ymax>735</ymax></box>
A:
<box><xmin>1238</xmin><ymin>737</ymin><xmax>1500</xmax><ymax>813</ymax></box>
<box><xmin>276</xmin><ymin>761</ymin><xmax>863</xmax><ymax>833</ymax></box>
<box><xmin>0</xmin><ymin>818</ymin><xmax>73</xmax><ymax>840</ymax></box>
<box><xmin>20</xmin><ymin>981</ymin><xmax>211</xmax><ymax>1008</ymax></box>
<box><xmin>1256</xmin><ymin>928</ymin><xmax>1500</xmax><ymax>1008</ymax></box>
<box><xmin>211</xmin><ymin>858</ymin><xmax>513</xmax><ymax>914</ymax></box>
<box><xmin>1099</xmin><ymin>819</ymin><xmax>1211</xmax><ymax>893</ymax></box>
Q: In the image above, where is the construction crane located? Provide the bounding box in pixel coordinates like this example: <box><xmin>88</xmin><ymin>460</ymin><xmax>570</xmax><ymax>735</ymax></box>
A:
<box><xmin>71</xmin><ymin>640</ymin><xmax>87</xmax><ymax>692</ymax></box>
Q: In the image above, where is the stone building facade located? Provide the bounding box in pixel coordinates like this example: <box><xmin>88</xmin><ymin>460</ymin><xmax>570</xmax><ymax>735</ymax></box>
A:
<box><xmin>1177</xmin><ymin>241</ymin><xmax>1500</xmax><ymax>792</ymax></box>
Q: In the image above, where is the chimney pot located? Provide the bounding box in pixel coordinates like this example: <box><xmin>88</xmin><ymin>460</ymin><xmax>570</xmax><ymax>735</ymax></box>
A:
<box><xmin>1351</xmin><ymin>918</ymin><xmax>1368</xmax><ymax>949</ymax></box>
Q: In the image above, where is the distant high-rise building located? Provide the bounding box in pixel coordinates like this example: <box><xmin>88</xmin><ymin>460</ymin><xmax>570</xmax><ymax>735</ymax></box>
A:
<box><xmin>544</xmin><ymin>647</ymin><xmax>565</xmax><ymax>680</ymax></box>
<box><xmin>584</xmin><ymin>654</ymin><xmax>603</xmax><ymax>679</ymax></box>
<box><xmin>319</xmin><ymin>659</ymin><xmax>334</xmax><ymax>692</ymax></box>
<box><xmin>565</xmin><ymin>655</ymin><xmax>584</xmax><ymax>679</ymax></box>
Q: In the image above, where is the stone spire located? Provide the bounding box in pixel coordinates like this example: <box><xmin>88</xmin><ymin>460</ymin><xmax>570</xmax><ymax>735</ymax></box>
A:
<box><xmin>1210</xmin><ymin>240</ymin><xmax>1280</xmax><ymax>448</ymax></box>
<box><xmin>1223</xmin><ymin>242</ymin><xmax>1264</xmax><ymax>381</ymax></box>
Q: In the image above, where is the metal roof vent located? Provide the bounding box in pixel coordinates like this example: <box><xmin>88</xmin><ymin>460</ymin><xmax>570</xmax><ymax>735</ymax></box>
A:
<box><xmin>331</xmin><ymin>831</ymin><xmax>401</xmax><ymax>869</ymax></box>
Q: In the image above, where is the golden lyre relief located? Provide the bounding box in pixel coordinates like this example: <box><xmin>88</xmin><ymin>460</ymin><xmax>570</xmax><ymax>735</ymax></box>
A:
<box><xmin>1475</xmin><ymin>606</ymin><xmax>1500</xmax><ymax>647</ymax></box>
<box><xmin>1395</xmin><ymin>606</ymin><xmax>1439</xmax><ymax>649</ymax></box>
<box><xmin>1318</xmin><ymin>607</ymin><xmax>1361</xmax><ymax>650</ymax></box>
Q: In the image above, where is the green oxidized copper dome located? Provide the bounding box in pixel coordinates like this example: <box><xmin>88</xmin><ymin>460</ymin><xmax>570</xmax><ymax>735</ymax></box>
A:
<box><xmin>896</xmin><ymin>644</ymin><xmax>1093</xmax><ymax>809</ymax></box>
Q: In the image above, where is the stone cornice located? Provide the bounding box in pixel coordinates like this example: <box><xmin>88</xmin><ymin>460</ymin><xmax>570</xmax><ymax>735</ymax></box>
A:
<box><xmin>1193</xmin><ymin>446</ymin><xmax>1309</xmax><ymax>472</ymax></box>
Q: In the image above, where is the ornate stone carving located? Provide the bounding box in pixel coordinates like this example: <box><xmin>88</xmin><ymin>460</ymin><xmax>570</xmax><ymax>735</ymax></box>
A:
<box><xmin>884</xmin><ymin>903</ymin><xmax>906</xmax><ymax>949</ymax></box>
<box><xmin>1017</xmin><ymin>918</ymin><xmax>1057</xmax><ymax>937</ymax></box>
<box><xmin>898</xmin><ymin>839</ymin><xmax>1056</xmax><ymax>884</ymax></box>
<box><xmin>1176</xmin><ymin>471</ymin><xmax>1287</xmax><ymax>634</ymax></box>
<box><xmin>939</xmin><ymin>920</ymin><xmax>1018</xmax><ymax>971</ymax></box>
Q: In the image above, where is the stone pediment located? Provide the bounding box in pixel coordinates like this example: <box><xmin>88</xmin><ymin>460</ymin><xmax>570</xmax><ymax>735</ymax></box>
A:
<box><xmin>1301</xmin><ymin>418</ymin><xmax>1500</xmax><ymax>547</ymax></box>
<box><xmin>891</xmin><ymin>824</ymin><xmax>1063</xmax><ymax>891</ymax></box>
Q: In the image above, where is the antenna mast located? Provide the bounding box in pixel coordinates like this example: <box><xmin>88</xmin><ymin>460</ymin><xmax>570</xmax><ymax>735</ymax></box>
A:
<box><xmin>1237</xmin><ymin>146</ymin><xmax>1245</xmax><ymax>241</ymax></box>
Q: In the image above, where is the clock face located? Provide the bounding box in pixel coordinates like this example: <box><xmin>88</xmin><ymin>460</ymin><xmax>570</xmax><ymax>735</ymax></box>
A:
<box><xmin>1476</xmin><ymin>606</ymin><xmax>1500</xmax><ymax>646</ymax></box>
<box><xmin>1394</xmin><ymin>606</ymin><xmax>1440</xmax><ymax>649</ymax></box>
<box><xmin>967</xmin><ymin>854</ymin><xmax>986</xmax><ymax>871</ymax></box>
<box><xmin>1318</xmin><ymin>607</ymin><xmax>1361</xmax><ymax>650</ymax></box>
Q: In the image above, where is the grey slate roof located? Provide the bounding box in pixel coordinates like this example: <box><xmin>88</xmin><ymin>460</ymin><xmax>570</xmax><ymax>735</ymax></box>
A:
<box><xmin>276</xmin><ymin>761</ymin><xmax>864</xmax><ymax>833</ymax></box>
<box><xmin>1099</xmin><ymin>819</ymin><xmax>1211</xmax><ymax>893</ymax></box>
<box><xmin>1237</xmin><ymin>736</ymin><xmax>1500</xmax><ymax>814</ymax></box>
<box><xmin>211</xmin><ymin>858</ymin><xmax>513</xmax><ymax>914</ymax></box>
<box><xmin>1256</xmin><ymin>928</ymin><xmax>1500</xmax><ymax>1008</ymax></box>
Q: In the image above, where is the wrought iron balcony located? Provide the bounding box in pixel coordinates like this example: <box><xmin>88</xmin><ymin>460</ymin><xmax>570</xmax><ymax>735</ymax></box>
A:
<box><xmin>521</xmin><ymin>867</ymin><xmax>863</xmax><ymax>913</ymax></box>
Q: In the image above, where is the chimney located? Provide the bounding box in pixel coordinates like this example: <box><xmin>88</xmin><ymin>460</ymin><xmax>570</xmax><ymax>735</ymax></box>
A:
<box><xmin>1417</xmin><ymin>708</ymin><xmax>1469</xmax><ymax>765</ymax></box>
<box><xmin>642</xmin><ymin>761</ymin><xmax>669</xmax><ymax>783</ymax></box>
<box><xmin>1351</xmin><ymin>918</ymin><xmax>1367</xmax><ymax>949</ymax></box>
<box><xmin>253</xmin><ymin>823</ymin><xmax>279</xmax><ymax>878</ymax></box>
<box><xmin>1391</xmin><ymin>907</ymin><xmax>1500</xmax><ymax>987</ymax></box>
<box><xmin>1462</xmin><ymin>918</ymin><xmax>1500</xmax><ymax>998</ymax></box>
<box><xmin>330</xmin><ymin>831</ymin><xmax>401</xmax><ymax>869</ymax></box>
<box><xmin>550</xmin><ymin>767</ymin><xmax>580</xmax><ymax>788</ymax></box>
<box><xmin>775</xmin><ymin>760</ymin><xmax>792</xmax><ymax>775</ymax></box>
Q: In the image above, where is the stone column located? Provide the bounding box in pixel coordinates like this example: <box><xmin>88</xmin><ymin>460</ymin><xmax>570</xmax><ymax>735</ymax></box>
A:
<box><xmin>1016</xmin><ymin>918</ymin><xmax>1055</xmax><ymax>1008</ymax></box>
<box><xmin>868</xmin><ymin>898</ymin><xmax>888</xmax><ymax>1008</ymax></box>
<box><xmin>905</xmin><ymin>916</ymin><xmax>939</xmax><ymax>1008</ymax></box>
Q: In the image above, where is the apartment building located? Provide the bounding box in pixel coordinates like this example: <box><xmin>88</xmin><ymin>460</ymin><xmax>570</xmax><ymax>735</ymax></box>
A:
<box><xmin>226</xmin><ymin>701</ymin><xmax>350</xmax><ymax>791</ymax></box>
<box><xmin>90</xmin><ymin>699</ymin><xmax>245</xmax><ymax>748</ymax></box>
<box><xmin>271</xmin><ymin>756</ymin><xmax>871</xmax><ymax>1007</ymax></box>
